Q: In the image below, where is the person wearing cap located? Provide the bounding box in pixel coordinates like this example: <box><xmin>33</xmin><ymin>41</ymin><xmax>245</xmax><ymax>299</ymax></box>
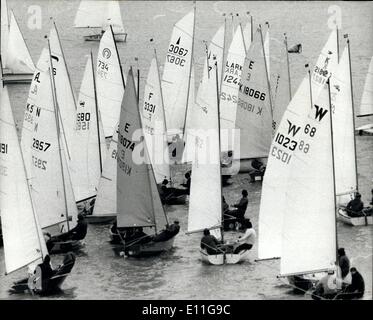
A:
<box><xmin>346</xmin><ymin>192</ymin><xmax>364</xmax><ymax>217</ymax></box>
<box><xmin>152</xmin><ymin>220</ymin><xmax>180</xmax><ymax>242</ymax></box>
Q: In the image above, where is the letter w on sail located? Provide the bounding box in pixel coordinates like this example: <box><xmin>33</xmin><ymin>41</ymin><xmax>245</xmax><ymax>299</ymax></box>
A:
<box><xmin>287</xmin><ymin>120</ymin><xmax>301</xmax><ymax>137</ymax></box>
<box><xmin>314</xmin><ymin>104</ymin><xmax>328</xmax><ymax>122</ymax></box>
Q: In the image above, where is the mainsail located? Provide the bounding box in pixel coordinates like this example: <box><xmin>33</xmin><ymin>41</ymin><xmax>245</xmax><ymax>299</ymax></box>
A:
<box><xmin>93</xmin><ymin>127</ymin><xmax>118</xmax><ymax>217</ymax></box>
<box><xmin>141</xmin><ymin>56</ymin><xmax>171</xmax><ymax>183</ymax></box>
<box><xmin>2</xmin><ymin>6</ymin><xmax>35</xmax><ymax>74</ymax></box>
<box><xmin>280</xmin><ymin>83</ymin><xmax>336</xmax><ymax>276</ymax></box>
<box><xmin>70</xmin><ymin>54</ymin><xmax>107</xmax><ymax>202</ymax></box>
<box><xmin>161</xmin><ymin>10</ymin><xmax>195</xmax><ymax>138</ymax></box>
<box><xmin>330</xmin><ymin>46</ymin><xmax>357</xmax><ymax>201</ymax></box>
<box><xmin>243</xmin><ymin>20</ymin><xmax>252</xmax><ymax>52</ymax></box>
<box><xmin>219</xmin><ymin>24</ymin><xmax>246</xmax><ymax>152</ymax></box>
<box><xmin>0</xmin><ymin>85</ymin><xmax>48</xmax><ymax>274</ymax></box>
<box><xmin>96</xmin><ymin>27</ymin><xmax>125</xmax><ymax>137</ymax></box>
<box><xmin>187</xmin><ymin>62</ymin><xmax>222</xmax><ymax>239</ymax></box>
<box><xmin>117</xmin><ymin>68</ymin><xmax>167</xmax><ymax>229</ymax></box>
<box><xmin>74</xmin><ymin>1</ymin><xmax>125</xmax><ymax>35</ymax></box>
<box><xmin>258</xmin><ymin>29</ymin><xmax>339</xmax><ymax>260</ymax></box>
<box><xmin>357</xmin><ymin>56</ymin><xmax>373</xmax><ymax>117</ymax></box>
<box><xmin>235</xmin><ymin>27</ymin><xmax>272</xmax><ymax>159</ymax></box>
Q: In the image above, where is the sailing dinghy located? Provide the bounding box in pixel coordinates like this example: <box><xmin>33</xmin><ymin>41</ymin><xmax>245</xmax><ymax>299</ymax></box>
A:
<box><xmin>187</xmin><ymin>62</ymin><xmax>249</xmax><ymax>265</ymax></box>
<box><xmin>1</xmin><ymin>0</ymin><xmax>35</xmax><ymax>83</ymax></box>
<box><xmin>74</xmin><ymin>0</ymin><xmax>127</xmax><ymax>42</ymax></box>
<box><xmin>0</xmin><ymin>84</ymin><xmax>74</xmax><ymax>294</ymax></box>
<box><xmin>356</xmin><ymin>56</ymin><xmax>373</xmax><ymax>136</ymax></box>
<box><xmin>20</xmin><ymin>47</ymin><xmax>81</xmax><ymax>254</ymax></box>
<box><xmin>116</xmin><ymin>68</ymin><xmax>177</xmax><ymax>257</ymax></box>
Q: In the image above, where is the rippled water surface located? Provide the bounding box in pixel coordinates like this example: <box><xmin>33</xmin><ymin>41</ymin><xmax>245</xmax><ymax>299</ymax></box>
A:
<box><xmin>0</xmin><ymin>1</ymin><xmax>372</xmax><ymax>300</ymax></box>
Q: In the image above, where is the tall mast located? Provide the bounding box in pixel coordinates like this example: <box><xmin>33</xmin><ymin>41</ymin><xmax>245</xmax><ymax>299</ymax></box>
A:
<box><xmin>91</xmin><ymin>50</ymin><xmax>103</xmax><ymax>174</ymax></box>
<box><xmin>306</xmin><ymin>64</ymin><xmax>313</xmax><ymax>110</ymax></box>
<box><xmin>48</xmin><ymin>40</ymin><xmax>70</xmax><ymax>232</ymax></box>
<box><xmin>110</xmin><ymin>25</ymin><xmax>126</xmax><ymax>90</ymax></box>
<box><xmin>182</xmin><ymin>1</ymin><xmax>196</xmax><ymax>139</ymax></box>
<box><xmin>336</xmin><ymin>25</ymin><xmax>340</xmax><ymax>64</ymax></box>
<box><xmin>327</xmin><ymin>78</ymin><xmax>339</xmax><ymax>270</ymax></box>
<box><xmin>284</xmin><ymin>33</ymin><xmax>292</xmax><ymax>100</ymax></box>
<box><xmin>220</xmin><ymin>17</ymin><xmax>227</xmax><ymax>95</ymax></box>
<box><xmin>259</xmin><ymin>24</ymin><xmax>273</xmax><ymax>119</ymax></box>
<box><xmin>346</xmin><ymin>36</ymin><xmax>359</xmax><ymax>193</ymax></box>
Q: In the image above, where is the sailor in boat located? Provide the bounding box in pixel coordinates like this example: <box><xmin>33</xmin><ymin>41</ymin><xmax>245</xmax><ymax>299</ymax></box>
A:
<box><xmin>180</xmin><ymin>171</ymin><xmax>191</xmax><ymax>194</ymax></box>
<box><xmin>311</xmin><ymin>269</ymin><xmax>343</xmax><ymax>300</ymax></box>
<box><xmin>223</xmin><ymin>190</ymin><xmax>250</xmax><ymax>230</ymax></box>
<box><xmin>153</xmin><ymin>220</ymin><xmax>180</xmax><ymax>242</ymax></box>
<box><xmin>336</xmin><ymin>267</ymin><xmax>365</xmax><ymax>300</ymax></box>
<box><xmin>231</xmin><ymin>220</ymin><xmax>256</xmax><ymax>254</ymax></box>
<box><xmin>338</xmin><ymin>248</ymin><xmax>350</xmax><ymax>280</ymax></box>
<box><xmin>200</xmin><ymin>229</ymin><xmax>222</xmax><ymax>255</ymax></box>
<box><xmin>48</xmin><ymin>213</ymin><xmax>88</xmax><ymax>244</ymax></box>
<box><xmin>249</xmin><ymin>159</ymin><xmax>266</xmax><ymax>183</ymax></box>
<box><xmin>346</xmin><ymin>192</ymin><xmax>364</xmax><ymax>217</ymax></box>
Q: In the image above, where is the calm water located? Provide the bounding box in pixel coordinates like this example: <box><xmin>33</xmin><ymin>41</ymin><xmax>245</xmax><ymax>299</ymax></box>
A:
<box><xmin>1</xmin><ymin>1</ymin><xmax>372</xmax><ymax>300</ymax></box>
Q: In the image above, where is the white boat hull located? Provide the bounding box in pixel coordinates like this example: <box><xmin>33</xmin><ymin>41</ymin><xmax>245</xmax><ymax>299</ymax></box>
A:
<box><xmin>338</xmin><ymin>208</ymin><xmax>373</xmax><ymax>226</ymax></box>
<box><xmin>83</xmin><ymin>33</ymin><xmax>127</xmax><ymax>42</ymax></box>
<box><xmin>200</xmin><ymin>250</ymin><xmax>248</xmax><ymax>265</ymax></box>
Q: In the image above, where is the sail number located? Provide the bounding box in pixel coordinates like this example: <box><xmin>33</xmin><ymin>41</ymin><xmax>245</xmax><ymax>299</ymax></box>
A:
<box><xmin>223</xmin><ymin>75</ymin><xmax>239</xmax><ymax>85</ymax></box>
<box><xmin>111</xmin><ymin>149</ymin><xmax>117</xmax><ymax>159</ymax></box>
<box><xmin>0</xmin><ymin>143</ymin><xmax>8</xmax><ymax>154</ymax></box>
<box><xmin>220</xmin><ymin>92</ymin><xmax>237</xmax><ymax>103</ymax></box>
<box><xmin>98</xmin><ymin>60</ymin><xmax>109</xmax><ymax>71</ymax></box>
<box><xmin>238</xmin><ymin>84</ymin><xmax>266</xmax><ymax>101</ymax></box>
<box><xmin>270</xmin><ymin>146</ymin><xmax>292</xmax><ymax>164</ymax></box>
<box><xmin>275</xmin><ymin>133</ymin><xmax>310</xmax><ymax>154</ymax></box>
<box><xmin>32</xmin><ymin>139</ymin><xmax>51</xmax><ymax>152</ymax></box>
<box><xmin>144</xmin><ymin>102</ymin><xmax>156</xmax><ymax>113</ymax></box>
<box><xmin>76</xmin><ymin>112</ymin><xmax>91</xmax><ymax>131</ymax></box>
<box><xmin>168</xmin><ymin>44</ymin><xmax>188</xmax><ymax>57</ymax></box>
<box><xmin>32</xmin><ymin>155</ymin><xmax>47</xmax><ymax>170</ymax></box>
<box><xmin>166</xmin><ymin>54</ymin><xmax>186</xmax><ymax>67</ymax></box>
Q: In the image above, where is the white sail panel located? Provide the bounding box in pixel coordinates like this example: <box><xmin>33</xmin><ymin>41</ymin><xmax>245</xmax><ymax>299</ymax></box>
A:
<box><xmin>0</xmin><ymin>85</ymin><xmax>48</xmax><ymax>274</ymax></box>
<box><xmin>70</xmin><ymin>55</ymin><xmax>107</xmax><ymax>202</ymax></box>
<box><xmin>235</xmin><ymin>28</ymin><xmax>272</xmax><ymax>159</ymax></box>
<box><xmin>258</xmin><ymin>77</ymin><xmax>311</xmax><ymax>260</ymax></box>
<box><xmin>141</xmin><ymin>57</ymin><xmax>170</xmax><ymax>183</ymax></box>
<box><xmin>96</xmin><ymin>28</ymin><xmax>125</xmax><ymax>137</ymax></box>
<box><xmin>1</xmin><ymin>0</ymin><xmax>9</xmax><ymax>68</ymax></box>
<box><xmin>311</xmin><ymin>29</ymin><xmax>338</xmax><ymax>98</ymax></box>
<box><xmin>5</xmin><ymin>10</ymin><xmax>35</xmax><ymax>74</ymax></box>
<box><xmin>162</xmin><ymin>10</ymin><xmax>194</xmax><ymax>138</ymax></box>
<box><xmin>330</xmin><ymin>47</ymin><xmax>357</xmax><ymax>198</ymax></box>
<box><xmin>93</xmin><ymin>128</ymin><xmax>118</xmax><ymax>216</ymax></box>
<box><xmin>187</xmin><ymin>62</ymin><xmax>221</xmax><ymax>238</ymax></box>
<box><xmin>264</xmin><ymin>28</ymin><xmax>270</xmax><ymax>79</ymax></box>
<box><xmin>243</xmin><ymin>21</ymin><xmax>252</xmax><ymax>52</ymax></box>
<box><xmin>49</xmin><ymin>25</ymin><xmax>76</xmax><ymax>157</ymax></box>
<box><xmin>220</xmin><ymin>24</ymin><xmax>246</xmax><ymax>152</ymax></box>
<box><xmin>117</xmin><ymin>69</ymin><xmax>163</xmax><ymax>228</ymax></box>
<box><xmin>358</xmin><ymin>56</ymin><xmax>373</xmax><ymax>117</ymax></box>
<box><xmin>103</xmin><ymin>1</ymin><xmax>125</xmax><ymax>34</ymax></box>
<box><xmin>280</xmin><ymin>84</ymin><xmax>336</xmax><ymax>276</ymax></box>
<box><xmin>73</xmin><ymin>0</ymin><xmax>106</xmax><ymax>28</ymax></box>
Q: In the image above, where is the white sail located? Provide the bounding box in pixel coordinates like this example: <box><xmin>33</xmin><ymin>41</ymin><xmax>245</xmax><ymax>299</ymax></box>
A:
<box><xmin>280</xmin><ymin>83</ymin><xmax>336</xmax><ymax>276</ymax></box>
<box><xmin>330</xmin><ymin>47</ymin><xmax>357</xmax><ymax>200</ymax></box>
<box><xmin>74</xmin><ymin>1</ymin><xmax>124</xmax><ymax>34</ymax></box>
<box><xmin>258</xmin><ymin>29</ymin><xmax>339</xmax><ymax>260</ymax></box>
<box><xmin>117</xmin><ymin>68</ymin><xmax>167</xmax><ymax>229</ymax></box>
<box><xmin>4</xmin><ymin>10</ymin><xmax>35</xmax><ymax>74</ymax></box>
<box><xmin>264</xmin><ymin>27</ymin><xmax>270</xmax><ymax>79</ymax></box>
<box><xmin>0</xmin><ymin>85</ymin><xmax>48</xmax><ymax>274</ymax></box>
<box><xmin>103</xmin><ymin>1</ymin><xmax>125</xmax><ymax>34</ymax></box>
<box><xmin>21</xmin><ymin>48</ymin><xmax>77</xmax><ymax>230</ymax></box>
<box><xmin>220</xmin><ymin>24</ymin><xmax>246</xmax><ymax>152</ymax></box>
<box><xmin>311</xmin><ymin>29</ymin><xmax>338</xmax><ymax>98</ymax></box>
<box><xmin>1</xmin><ymin>0</ymin><xmax>10</xmax><ymax>68</ymax></box>
<box><xmin>235</xmin><ymin>28</ymin><xmax>272</xmax><ymax>159</ymax></box>
<box><xmin>70</xmin><ymin>55</ymin><xmax>107</xmax><ymax>202</ymax></box>
<box><xmin>93</xmin><ymin>127</ymin><xmax>118</xmax><ymax>216</ymax></box>
<box><xmin>358</xmin><ymin>56</ymin><xmax>373</xmax><ymax>117</ymax></box>
<box><xmin>141</xmin><ymin>56</ymin><xmax>170</xmax><ymax>183</ymax></box>
<box><xmin>49</xmin><ymin>25</ymin><xmax>77</xmax><ymax>157</ymax></box>
<box><xmin>161</xmin><ymin>10</ymin><xmax>194</xmax><ymax>138</ymax></box>
<box><xmin>96</xmin><ymin>28</ymin><xmax>125</xmax><ymax>137</ymax></box>
<box><xmin>187</xmin><ymin>62</ymin><xmax>221</xmax><ymax>239</ymax></box>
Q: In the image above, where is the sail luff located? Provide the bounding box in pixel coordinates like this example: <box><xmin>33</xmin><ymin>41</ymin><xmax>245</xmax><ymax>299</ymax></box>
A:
<box><xmin>357</xmin><ymin>56</ymin><xmax>373</xmax><ymax>117</ymax></box>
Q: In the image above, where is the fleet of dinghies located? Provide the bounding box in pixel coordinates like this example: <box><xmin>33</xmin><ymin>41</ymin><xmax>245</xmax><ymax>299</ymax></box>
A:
<box><xmin>0</xmin><ymin>1</ymin><xmax>371</xmax><ymax>298</ymax></box>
